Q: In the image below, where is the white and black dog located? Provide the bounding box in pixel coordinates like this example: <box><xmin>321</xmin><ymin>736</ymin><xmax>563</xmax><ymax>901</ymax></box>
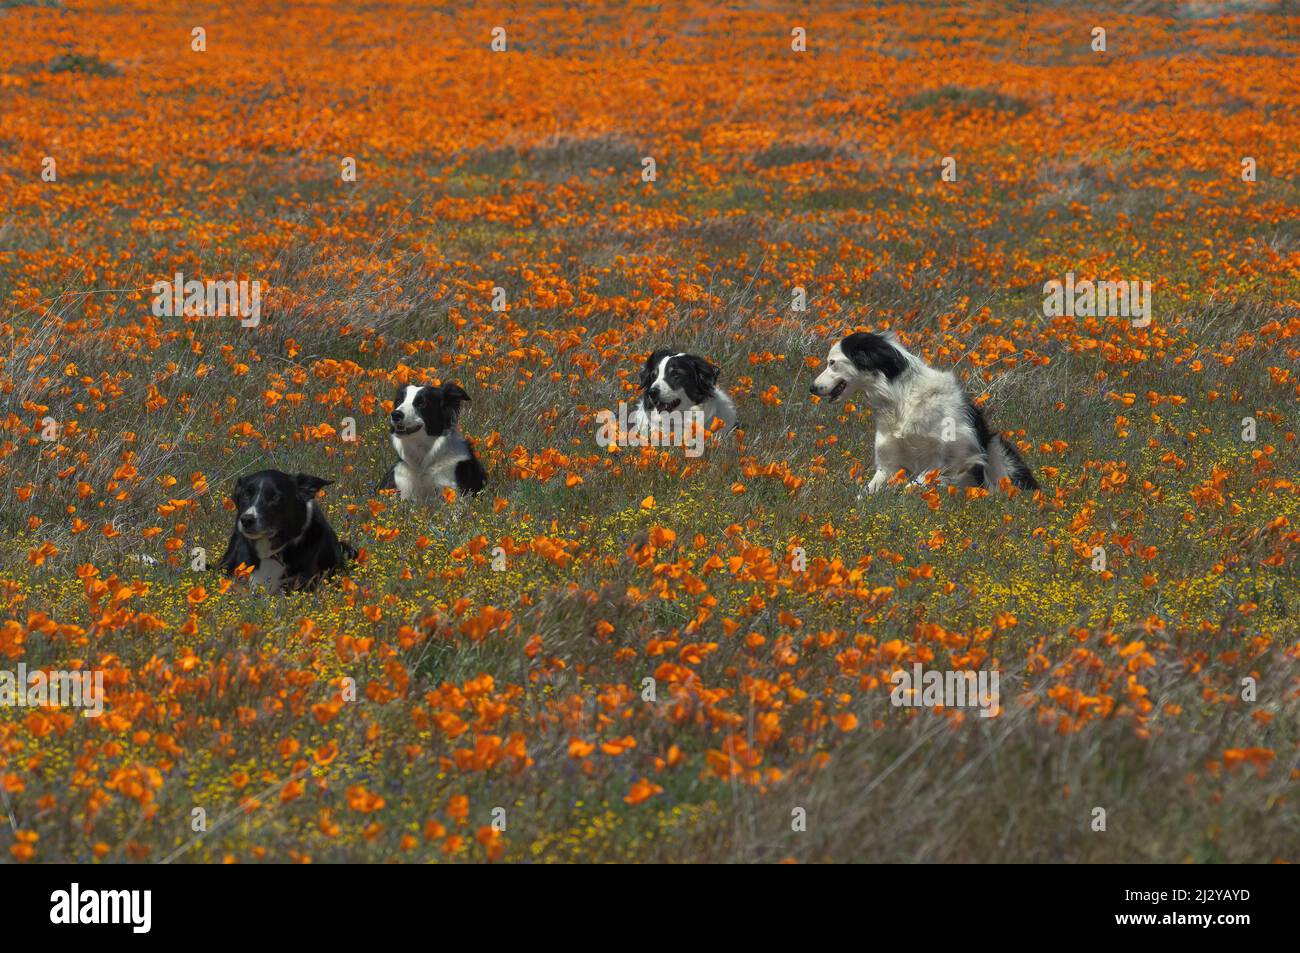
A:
<box><xmin>218</xmin><ymin>469</ymin><xmax>356</xmax><ymax>591</ymax></box>
<box><xmin>810</xmin><ymin>331</ymin><xmax>1038</xmax><ymax>494</ymax></box>
<box><xmin>379</xmin><ymin>382</ymin><xmax>487</xmax><ymax>499</ymax></box>
<box><xmin>628</xmin><ymin>349</ymin><xmax>737</xmax><ymax>439</ymax></box>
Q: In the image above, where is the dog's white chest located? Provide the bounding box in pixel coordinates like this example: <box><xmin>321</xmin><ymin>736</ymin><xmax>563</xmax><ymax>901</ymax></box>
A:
<box><xmin>250</xmin><ymin>539</ymin><xmax>287</xmax><ymax>591</ymax></box>
<box><xmin>892</xmin><ymin>428</ymin><xmax>939</xmax><ymax>458</ymax></box>
<box><xmin>393</xmin><ymin>434</ymin><xmax>467</xmax><ymax>500</ymax></box>
<box><xmin>393</xmin><ymin>461</ymin><xmax>449</xmax><ymax>500</ymax></box>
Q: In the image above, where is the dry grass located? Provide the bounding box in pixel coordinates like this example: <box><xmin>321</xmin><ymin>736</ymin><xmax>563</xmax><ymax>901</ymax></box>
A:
<box><xmin>0</xmin><ymin>0</ymin><xmax>1296</xmax><ymax>863</ymax></box>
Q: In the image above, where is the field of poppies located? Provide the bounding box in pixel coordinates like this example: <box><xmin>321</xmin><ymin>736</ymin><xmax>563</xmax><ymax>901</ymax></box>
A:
<box><xmin>1</xmin><ymin>0</ymin><xmax>1297</xmax><ymax>863</ymax></box>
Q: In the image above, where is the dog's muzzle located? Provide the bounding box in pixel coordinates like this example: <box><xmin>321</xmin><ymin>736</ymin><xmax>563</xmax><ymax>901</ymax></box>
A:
<box><xmin>389</xmin><ymin>413</ymin><xmax>422</xmax><ymax>436</ymax></box>
<box><xmin>238</xmin><ymin>512</ymin><xmax>271</xmax><ymax>538</ymax></box>
<box><xmin>811</xmin><ymin>380</ymin><xmax>847</xmax><ymax>401</ymax></box>
<box><xmin>648</xmin><ymin>390</ymin><xmax>681</xmax><ymax>412</ymax></box>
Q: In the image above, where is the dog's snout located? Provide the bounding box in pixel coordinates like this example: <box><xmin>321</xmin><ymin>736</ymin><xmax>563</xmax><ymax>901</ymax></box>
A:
<box><xmin>390</xmin><ymin>409</ymin><xmax>403</xmax><ymax>422</ymax></box>
<box><xmin>809</xmin><ymin>385</ymin><xmax>819</xmax><ymax>395</ymax></box>
<box><xmin>239</xmin><ymin>511</ymin><xmax>256</xmax><ymax>528</ymax></box>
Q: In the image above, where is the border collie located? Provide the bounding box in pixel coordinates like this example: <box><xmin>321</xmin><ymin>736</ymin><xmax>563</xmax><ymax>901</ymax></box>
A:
<box><xmin>218</xmin><ymin>470</ymin><xmax>356</xmax><ymax>591</ymax></box>
<box><xmin>628</xmin><ymin>350</ymin><xmax>737</xmax><ymax>439</ymax></box>
<box><xmin>810</xmin><ymin>331</ymin><xmax>1038</xmax><ymax>494</ymax></box>
<box><xmin>379</xmin><ymin>383</ymin><xmax>487</xmax><ymax>499</ymax></box>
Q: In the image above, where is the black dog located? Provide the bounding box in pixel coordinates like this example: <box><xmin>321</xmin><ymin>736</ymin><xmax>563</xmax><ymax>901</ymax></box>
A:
<box><xmin>378</xmin><ymin>383</ymin><xmax>487</xmax><ymax>499</ymax></box>
<box><xmin>218</xmin><ymin>470</ymin><xmax>355</xmax><ymax>591</ymax></box>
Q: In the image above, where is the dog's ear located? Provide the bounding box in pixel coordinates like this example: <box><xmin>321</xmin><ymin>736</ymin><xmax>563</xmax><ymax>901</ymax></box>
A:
<box><xmin>638</xmin><ymin>349</ymin><xmax>673</xmax><ymax>389</ymax></box>
<box><xmin>293</xmin><ymin>473</ymin><xmax>333</xmax><ymax>501</ymax></box>
<box><xmin>842</xmin><ymin>332</ymin><xmax>906</xmax><ymax>379</ymax></box>
<box><xmin>441</xmin><ymin>382</ymin><xmax>471</xmax><ymax>406</ymax></box>
<box><xmin>679</xmin><ymin>355</ymin><xmax>719</xmax><ymax>403</ymax></box>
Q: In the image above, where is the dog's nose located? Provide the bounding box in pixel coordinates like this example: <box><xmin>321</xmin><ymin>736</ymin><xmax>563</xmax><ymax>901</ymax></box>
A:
<box><xmin>809</xmin><ymin>385</ymin><xmax>819</xmax><ymax>395</ymax></box>
<box><xmin>239</xmin><ymin>512</ymin><xmax>256</xmax><ymax>529</ymax></box>
<box><xmin>390</xmin><ymin>410</ymin><xmax>403</xmax><ymax>422</ymax></box>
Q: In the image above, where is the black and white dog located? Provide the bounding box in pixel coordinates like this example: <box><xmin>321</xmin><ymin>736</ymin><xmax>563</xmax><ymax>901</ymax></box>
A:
<box><xmin>218</xmin><ymin>470</ymin><xmax>356</xmax><ymax>591</ymax></box>
<box><xmin>628</xmin><ymin>350</ymin><xmax>737</xmax><ymax>438</ymax></box>
<box><xmin>810</xmin><ymin>331</ymin><xmax>1038</xmax><ymax>494</ymax></box>
<box><xmin>379</xmin><ymin>383</ymin><xmax>487</xmax><ymax>499</ymax></box>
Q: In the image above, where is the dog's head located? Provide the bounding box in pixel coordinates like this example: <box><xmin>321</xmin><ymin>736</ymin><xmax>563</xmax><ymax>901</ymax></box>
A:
<box><xmin>810</xmin><ymin>332</ymin><xmax>908</xmax><ymax>406</ymax></box>
<box><xmin>232</xmin><ymin>470</ymin><xmax>330</xmax><ymax>542</ymax></box>
<box><xmin>389</xmin><ymin>383</ymin><xmax>471</xmax><ymax>438</ymax></box>
<box><xmin>638</xmin><ymin>350</ymin><xmax>719</xmax><ymax>411</ymax></box>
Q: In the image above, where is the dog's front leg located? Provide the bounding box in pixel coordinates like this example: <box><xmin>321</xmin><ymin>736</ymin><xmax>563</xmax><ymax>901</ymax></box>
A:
<box><xmin>865</xmin><ymin>431</ymin><xmax>899</xmax><ymax>495</ymax></box>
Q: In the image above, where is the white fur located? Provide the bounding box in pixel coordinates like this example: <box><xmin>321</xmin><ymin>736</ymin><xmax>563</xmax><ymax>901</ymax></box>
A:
<box><xmin>813</xmin><ymin>337</ymin><xmax>995</xmax><ymax>494</ymax></box>
<box><xmin>390</xmin><ymin>429</ymin><xmax>474</xmax><ymax>501</ymax></box>
<box><xmin>393</xmin><ymin>385</ymin><xmax>421</xmax><ymax>426</ymax></box>
<box><xmin>249</xmin><ymin>538</ymin><xmax>287</xmax><ymax>590</ymax></box>
<box><xmin>386</xmin><ymin>384</ymin><xmax>476</xmax><ymax>501</ymax></box>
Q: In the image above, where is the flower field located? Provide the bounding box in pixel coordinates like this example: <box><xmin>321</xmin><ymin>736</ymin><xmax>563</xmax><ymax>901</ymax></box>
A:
<box><xmin>1</xmin><ymin>0</ymin><xmax>1297</xmax><ymax>863</ymax></box>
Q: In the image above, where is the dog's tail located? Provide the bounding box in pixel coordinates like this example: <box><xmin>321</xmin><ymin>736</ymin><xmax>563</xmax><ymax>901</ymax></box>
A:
<box><xmin>986</xmin><ymin>434</ymin><xmax>1039</xmax><ymax>492</ymax></box>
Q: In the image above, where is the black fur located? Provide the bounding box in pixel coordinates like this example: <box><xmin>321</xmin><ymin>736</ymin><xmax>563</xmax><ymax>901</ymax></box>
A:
<box><xmin>841</xmin><ymin>332</ymin><xmax>908</xmax><ymax>379</ymax></box>
<box><xmin>963</xmin><ymin>397</ymin><xmax>994</xmax><ymax>448</ymax></box>
<box><xmin>638</xmin><ymin>350</ymin><xmax>721</xmax><ymax>406</ymax></box>
<box><xmin>383</xmin><ymin>382</ymin><xmax>486</xmax><ymax>497</ymax></box>
<box><xmin>217</xmin><ymin>470</ymin><xmax>354</xmax><ymax>591</ymax></box>
<box><xmin>216</xmin><ymin>528</ymin><xmax>257</xmax><ymax>575</ymax></box>
<box><xmin>963</xmin><ymin>398</ymin><xmax>992</xmax><ymax>488</ymax></box>
<box><xmin>999</xmin><ymin>437</ymin><xmax>1040</xmax><ymax>491</ymax></box>
<box><xmin>393</xmin><ymin>382</ymin><xmax>470</xmax><ymax>439</ymax></box>
<box><xmin>638</xmin><ymin>349</ymin><xmax>675</xmax><ymax>390</ymax></box>
<box><xmin>674</xmin><ymin>355</ymin><xmax>720</xmax><ymax>404</ymax></box>
<box><xmin>454</xmin><ymin>457</ymin><xmax>488</xmax><ymax>494</ymax></box>
<box><xmin>965</xmin><ymin>397</ymin><xmax>1038</xmax><ymax>491</ymax></box>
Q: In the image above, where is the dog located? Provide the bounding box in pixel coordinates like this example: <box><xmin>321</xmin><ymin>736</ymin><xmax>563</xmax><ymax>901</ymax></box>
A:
<box><xmin>217</xmin><ymin>470</ymin><xmax>356</xmax><ymax>591</ymax></box>
<box><xmin>628</xmin><ymin>350</ymin><xmax>737</xmax><ymax>441</ymax></box>
<box><xmin>379</xmin><ymin>382</ymin><xmax>486</xmax><ymax>499</ymax></box>
<box><xmin>810</xmin><ymin>331</ymin><xmax>1038</xmax><ymax>494</ymax></box>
